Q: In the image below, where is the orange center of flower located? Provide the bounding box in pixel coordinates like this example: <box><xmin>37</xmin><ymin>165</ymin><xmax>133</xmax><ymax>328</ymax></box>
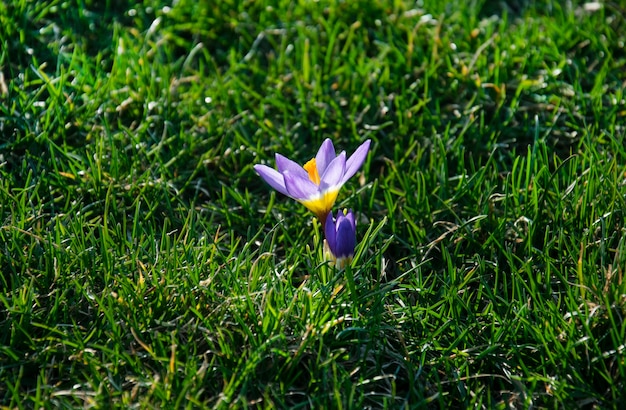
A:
<box><xmin>303</xmin><ymin>158</ymin><xmax>320</xmax><ymax>185</ymax></box>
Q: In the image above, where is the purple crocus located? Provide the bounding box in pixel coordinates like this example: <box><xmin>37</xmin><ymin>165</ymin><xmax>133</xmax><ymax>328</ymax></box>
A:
<box><xmin>254</xmin><ymin>138</ymin><xmax>370</xmax><ymax>223</ymax></box>
<box><xmin>324</xmin><ymin>209</ymin><xmax>356</xmax><ymax>268</ymax></box>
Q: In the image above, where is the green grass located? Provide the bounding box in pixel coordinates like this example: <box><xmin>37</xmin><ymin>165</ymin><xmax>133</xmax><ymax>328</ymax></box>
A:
<box><xmin>1</xmin><ymin>0</ymin><xmax>626</xmax><ymax>408</ymax></box>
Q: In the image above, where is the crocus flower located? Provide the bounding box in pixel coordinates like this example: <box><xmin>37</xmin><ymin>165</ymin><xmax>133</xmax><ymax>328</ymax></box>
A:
<box><xmin>324</xmin><ymin>209</ymin><xmax>356</xmax><ymax>268</ymax></box>
<box><xmin>254</xmin><ymin>138</ymin><xmax>370</xmax><ymax>223</ymax></box>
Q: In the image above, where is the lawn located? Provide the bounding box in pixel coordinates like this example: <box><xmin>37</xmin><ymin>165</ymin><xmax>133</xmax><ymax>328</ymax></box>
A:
<box><xmin>1</xmin><ymin>0</ymin><xmax>626</xmax><ymax>408</ymax></box>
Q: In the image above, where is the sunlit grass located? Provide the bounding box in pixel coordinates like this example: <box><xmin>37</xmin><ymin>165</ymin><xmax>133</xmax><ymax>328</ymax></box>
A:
<box><xmin>1</xmin><ymin>0</ymin><xmax>625</xmax><ymax>408</ymax></box>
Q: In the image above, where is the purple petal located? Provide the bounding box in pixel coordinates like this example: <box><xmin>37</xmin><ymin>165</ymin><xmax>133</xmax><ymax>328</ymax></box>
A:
<box><xmin>344</xmin><ymin>209</ymin><xmax>356</xmax><ymax>229</ymax></box>
<box><xmin>254</xmin><ymin>164</ymin><xmax>289</xmax><ymax>196</ymax></box>
<box><xmin>342</xmin><ymin>139</ymin><xmax>371</xmax><ymax>184</ymax></box>
<box><xmin>275</xmin><ymin>154</ymin><xmax>308</xmax><ymax>180</ymax></box>
<box><xmin>319</xmin><ymin>152</ymin><xmax>346</xmax><ymax>191</ymax></box>
<box><xmin>324</xmin><ymin>210</ymin><xmax>336</xmax><ymax>254</ymax></box>
<box><xmin>283</xmin><ymin>171</ymin><xmax>320</xmax><ymax>201</ymax></box>
<box><xmin>334</xmin><ymin>214</ymin><xmax>356</xmax><ymax>258</ymax></box>
<box><xmin>315</xmin><ymin>138</ymin><xmax>336</xmax><ymax>175</ymax></box>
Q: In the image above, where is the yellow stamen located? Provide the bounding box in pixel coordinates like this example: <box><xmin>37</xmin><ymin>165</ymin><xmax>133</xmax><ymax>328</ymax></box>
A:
<box><xmin>303</xmin><ymin>158</ymin><xmax>320</xmax><ymax>185</ymax></box>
